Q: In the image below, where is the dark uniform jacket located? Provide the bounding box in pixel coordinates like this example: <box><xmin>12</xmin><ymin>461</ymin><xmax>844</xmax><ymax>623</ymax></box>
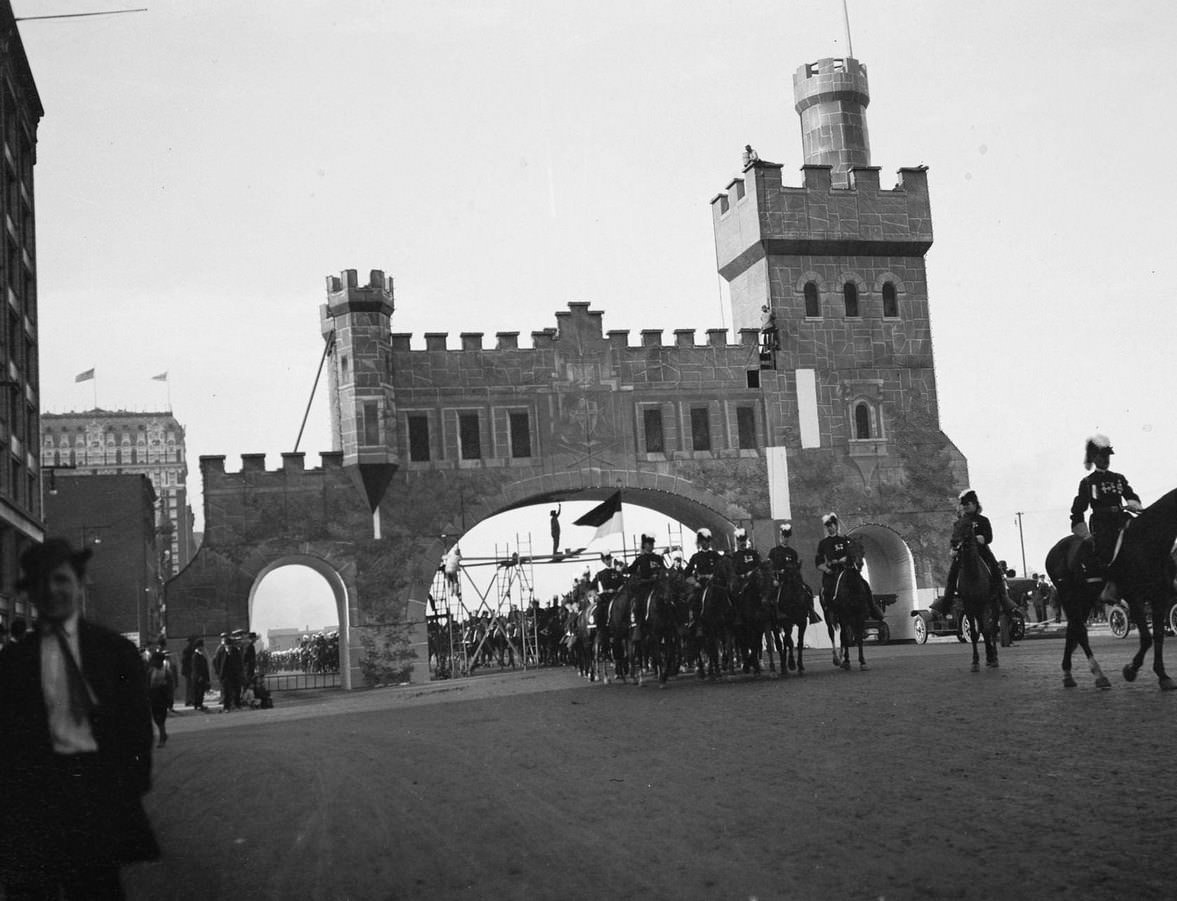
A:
<box><xmin>0</xmin><ymin>618</ymin><xmax>159</xmax><ymax>878</ymax></box>
<box><xmin>768</xmin><ymin>544</ymin><xmax>800</xmax><ymax>573</ymax></box>
<box><xmin>1070</xmin><ymin>469</ymin><xmax>1139</xmax><ymax>528</ymax></box>
<box><xmin>594</xmin><ymin>567</ymin><xmax>625</xmax><ymax>595</ymax></box>
<box><xmin>627</xmin><ymin>552</ymin><xmax>667</xmax><ymax>584</ymax></box>
<box><xmin>684</xmin><ymin>549</ymin><xmax>724</xmax><ymax>583</ymax></box>
<box><xmin>815</xmin><ymin>535</ymin><xmax>853</xmax><ymax>571</ymax></box>
<box><xmin>951</xmin><ymin>511</ymin><xmax>994</xmax><ymax>550</ymax></box>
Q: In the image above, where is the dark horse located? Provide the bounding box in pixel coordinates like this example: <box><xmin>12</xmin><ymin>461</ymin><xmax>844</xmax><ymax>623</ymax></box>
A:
<box><xmin>951</xmin><ymin>515</ymin><xmax>1000</xmax><ymax>672</ymax></box>
<box><xmin>1055</xmin><ymin>488</ymin><xmax>1177</xmax><ymax>690</ymax></box>
<box><xmin>1044</xmin><ymin>535</ymin><xmax>1111</xmax><ymax>689</ymax></box>
<box><xmin>690</xmin><ymin>561</ymin><xmax>734</xmax><ymax>680</ymax></box>
<box><xmin>768</xmin><ymin>562</ymin><xmax>815</xmax><ymax>675</ymax></box>
<box><xmin>730</xmin><ymin>564</ymin><xmax>765</xmax><ymax>675</ymax></box>
<box><xmin>827</xmin><ymin>555</ymin><xmax>873</xmax><ymax>671</ymax></box>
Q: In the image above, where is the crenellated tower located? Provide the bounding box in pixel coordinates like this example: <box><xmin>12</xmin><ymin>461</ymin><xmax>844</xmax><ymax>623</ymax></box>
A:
<box><xmin>320</xmin><ymin>269</ymin><xmax>399</xmax><ymax>518</ymax></box>
<box><xmin>793</xmin><ymin>57</ymin><xmax>872</xmax><ymax>187</ymax></box>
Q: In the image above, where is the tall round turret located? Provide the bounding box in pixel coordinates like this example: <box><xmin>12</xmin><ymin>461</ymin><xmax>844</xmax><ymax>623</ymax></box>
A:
<box><xmin>792</xmin><ymin>57</ymin><xmax>871</xmax><ymax>187</ymax></box>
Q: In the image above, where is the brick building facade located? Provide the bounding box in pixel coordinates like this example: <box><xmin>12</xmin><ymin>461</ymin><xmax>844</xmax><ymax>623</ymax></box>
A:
<box><xmin>0</xmin><ymin>3</ymin><xmax>45</xmax><ymax>631</ymax></box>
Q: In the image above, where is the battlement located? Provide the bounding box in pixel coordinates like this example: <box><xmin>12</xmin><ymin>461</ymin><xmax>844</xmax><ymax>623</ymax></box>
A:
<box><xmin>324</xmin><ymin>269</ymin><xmax>395</xmax><ymax>316</ymax></box>
<box><xmin>384</xmin><ymin>301</ymin><xmax>750</xmax><ymax>352</ymax></box>
<box><xmin>200</xmin><ymin>451</ymin><xmax>345</xmax><ymax>479</ymax></box>
<box><xmin>711</xmin><ymin>161</ymin><xmax>932</xmax><ymax>279</ymax></box>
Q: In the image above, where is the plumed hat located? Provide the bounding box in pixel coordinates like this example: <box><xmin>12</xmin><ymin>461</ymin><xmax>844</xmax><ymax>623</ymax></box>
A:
<box><xmin>1084</xmin><ymin>434</ymin><xmax>1113</xmax><ymax>470</ymax></box>
<box><xmin>958</xmin><ymin>489</ymin><xmax>979</xmax><ymax>506</ymax></box>
<box><xmin>821</xmin><ymin>513</ymin><xmax>838</xmax><ymax>526</ymax></box>
<box><xmin>640</xmin><ymin>533</ymin><xmax>656</xmax><ymax>545</ymax></box>
<box><xmin>779</xmin><ymin>522</ymin><xmax>793</xmax><ymax>536</ymax></box>
<box><xmin>17</xmin><ymin>538</ymin><xmax>92</xmax><ymax>590</ymax></box>
<box><xmin>600</xmin><ymin>552</ymin><xmax>612</xmax><ymax>562</ymax></box>
<box><xmin>733</xmin><ymin>527</ymin><xmax>747</xmax><ymax>541</ymax></box>
<box><xmin>696</xmin><ymin>528</ymin><xmax>712</xmax><ymax>542</ymax></box>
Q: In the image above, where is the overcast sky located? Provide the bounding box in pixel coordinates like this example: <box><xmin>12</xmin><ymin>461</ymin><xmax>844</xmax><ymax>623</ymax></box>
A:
<box><xmin>16</xmin><ymin>1</ymin><xmax>1177</xmax><ymax>629</ymax></box>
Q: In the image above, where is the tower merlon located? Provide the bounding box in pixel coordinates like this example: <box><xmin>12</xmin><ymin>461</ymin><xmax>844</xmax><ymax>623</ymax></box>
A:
<box><xmin>324</xmin><ymin>268</ymin><xmax>395</xmax><ymax>316</ymax></box>
<box><xmin>460</xmin><ymin>332</ymin><xmax>484</xmax><ymax>351</ymax></box>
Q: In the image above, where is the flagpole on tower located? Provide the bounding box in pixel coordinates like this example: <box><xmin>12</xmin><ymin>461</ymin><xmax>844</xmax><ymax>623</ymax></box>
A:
<box><xmin>841</xmin><ymin>0</ymin><xmax>854</xmax><ymax>58</ymax></box>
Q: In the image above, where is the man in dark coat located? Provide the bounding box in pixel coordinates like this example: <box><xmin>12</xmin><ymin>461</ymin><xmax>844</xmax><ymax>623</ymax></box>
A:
<box><xmin>0</xmin><ymin>538</ymin><xmax>159</xmax><ymax>898</ymax></box>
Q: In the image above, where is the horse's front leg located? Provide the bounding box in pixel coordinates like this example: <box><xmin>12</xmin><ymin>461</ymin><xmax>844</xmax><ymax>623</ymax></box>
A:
<box><xmin>1123</xmin><ymin>598</ymin><xmax>1152</xmax><ymax>683</ymax></box>
<box><xmin>969</xmin><ymin>615</ymin><xmax>981</xmax><ymax>672</ymax></box>
<box><xmin>857</xmin><ymin>623</ymin><xmax>868</xmax><ymax>670</ymax></box>
<box><xmin>1151</xmin><ymin>600</ymin><xmax>1176</xmax><ymax>690</ymax></box>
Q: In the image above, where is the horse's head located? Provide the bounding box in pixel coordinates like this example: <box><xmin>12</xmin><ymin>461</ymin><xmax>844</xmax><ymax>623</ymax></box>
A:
<box><xmin>951</xmin><ymin>515</ymin><xmax>976</xmax><ymax>547</ymax></box>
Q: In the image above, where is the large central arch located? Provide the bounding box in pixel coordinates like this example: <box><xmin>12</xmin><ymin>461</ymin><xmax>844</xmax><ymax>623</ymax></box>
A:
<box><xmin>848</xmin><ymin>522</ymin><xmax>919</xmax><ymax>642</ymax></box>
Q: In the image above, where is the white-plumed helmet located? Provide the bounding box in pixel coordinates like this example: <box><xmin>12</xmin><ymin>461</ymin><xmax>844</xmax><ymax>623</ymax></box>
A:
<box><xmin>821</xmin><ymin>513</ymin><xmax>839</xmax><ymax>526</ymax></box>
<box><xmin>779</xmin><ymin>522</ymin><xmax>793</xmax><ymax>535</ymax></box>
<box><xmin>696</xmin><ymin>528</ymin><xmax>712</xmax><ymax>543</ymax></box>
<box><xmin>1084</xmin><ymin>434</ymin><xmax>1113</xmax><ymax>470</ymax></box>
<box><xmin>733</xmin><ymin>527</ymin><xmax>747</xmax><ymax>541</ymax></box>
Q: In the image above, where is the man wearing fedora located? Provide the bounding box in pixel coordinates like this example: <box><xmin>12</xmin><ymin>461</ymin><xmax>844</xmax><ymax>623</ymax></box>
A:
<box><xmin>0</xmin><ymin>538</ymin><xmax>159</xmax><ymax>898</ymax></box>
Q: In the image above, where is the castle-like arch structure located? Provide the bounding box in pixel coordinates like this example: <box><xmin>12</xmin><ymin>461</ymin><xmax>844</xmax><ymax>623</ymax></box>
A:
<box><xmin>165</xmin><ymin>53</ymin><xmax>968</xmax><ymax>687</ymax></box>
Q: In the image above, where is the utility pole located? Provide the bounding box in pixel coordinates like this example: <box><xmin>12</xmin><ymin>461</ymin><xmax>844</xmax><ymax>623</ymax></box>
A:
<box><xmin>1014</xmin><ymin>512</ymin><xmax>1027</xmax><ymax>577</ymax></box>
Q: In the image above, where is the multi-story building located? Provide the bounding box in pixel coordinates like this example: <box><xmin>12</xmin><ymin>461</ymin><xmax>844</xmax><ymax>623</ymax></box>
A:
<box><xmin>0</xmin><ymin>3</ymin><xmax>45</xmax><ymax>630</ymax></box>
<box><xmin>41</xmin><ymin>410</ymin><xmax>197</xmax><ymax>577</ymax></box>
<box><xmin>43</xmin><ymin>473</ymin><xmax>160</xmax><ymax>643</ymax></box>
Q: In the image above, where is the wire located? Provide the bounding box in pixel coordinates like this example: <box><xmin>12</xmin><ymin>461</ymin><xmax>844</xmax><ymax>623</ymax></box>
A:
<box><xmin>16</xmin><ymin>9</ymin><xmax>147</xmax><ymax>22</ymax></box>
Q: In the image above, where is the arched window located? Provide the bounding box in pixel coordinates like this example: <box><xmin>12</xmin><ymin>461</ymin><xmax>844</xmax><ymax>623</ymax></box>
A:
<box><xmin>844</xmin><ymin>282</ymin><xmax>859</xmax><ymax>318</ymax></box>
<box><xmin>882</xmin><ymin>282</ymin><xmax>898</xmax><ymax>317</ymax></box>
<box><xmin>854</xmin><ymin>403</ymin><xmax>871</xmax><ymax>439</ymax></box>
<box><xmin>804</xmin><ymin>282</ymin><xmax>820</xmax><ymax>317</ymax></box>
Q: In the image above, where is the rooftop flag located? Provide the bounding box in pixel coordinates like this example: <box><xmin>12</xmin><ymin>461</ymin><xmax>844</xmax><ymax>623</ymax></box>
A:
<box><xmin>75</xmin><ymin>368</ymin><xmax>95</xmax><ymax>383</ymax></box>
<box><xmin>151</xmin><ymin>372</ymin><xmax>168</xmax><ymax>381</ymax></box>
<box><xmin>573</xmin><ymin>491</ymin><xmax>623</xmax><ymax>542</ymax></box>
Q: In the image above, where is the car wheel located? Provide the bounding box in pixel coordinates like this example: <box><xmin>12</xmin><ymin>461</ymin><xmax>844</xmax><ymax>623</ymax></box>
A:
<box><xmin>877</xmin><ymin>622</ymin><xmax>891</xmax><ymax>644</ymax></box>
<box><xmin>1010</xmin><ymin>612</ymin><xmax>1026</xmax><ymax>642</ymax></box>
<box><xmin>1168</xmin><ymin>602</ymin><xmax>1177</xmax><ymax>638</ymax></box>
<box><xmin>1109</xmin><ymin>604</ymin><xmax>1130</xmax><ymax>639</ymax></box>
<box><xmin>913</xmin><ymin>616</ymin><xmax>928</xmax><ymax>645</ymax></box>
<box><xmin>961</xmin><ymin>616</ymin><xmax>973</xmax><ymax>644</ymax></box>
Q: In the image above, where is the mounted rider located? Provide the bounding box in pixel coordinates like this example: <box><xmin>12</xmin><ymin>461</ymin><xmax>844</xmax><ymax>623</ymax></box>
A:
<box><xmin>729</xmin><ymin>527</ymin><xmax>762</xmax><ymax>598</ymax></box>
<box><xmin>769</xmin><ymin>523</ymin><xmax>820</xmax><ymax>623</ymax></box>
<box><xmin>684</xmin><ymin>528</ymin><xmax>725</xmax><ymax>589</ymax></box>
<box><xmin>815</xmin><ymin>514</ymin><xmax>886</xmax><ymax>620</ymax></box>
<box><xmin>1070</xmin><ymin>434</ymin><xmax>1141</xmax><ymax>603</ymax></box>
<box><xmin>593</xmin><ymin>552</ymin><xmax>625</xmax><ymax>604</ymax></box>
<box><xmin>933</xmin><ymin>489</ymin><xmax>1019</xmax><ymax>618</ymax></box>
<box><xmin>626</xmin><ymin>533</ymin><xmax>667</xmax><ymax>594</ymax></box>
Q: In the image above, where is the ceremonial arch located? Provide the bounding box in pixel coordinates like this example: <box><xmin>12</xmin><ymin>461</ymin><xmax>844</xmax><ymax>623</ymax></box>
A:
<box><xmin>165</xmin><ymin>53</ymin><xmax>972</xmax><ymax>686</ymax></box>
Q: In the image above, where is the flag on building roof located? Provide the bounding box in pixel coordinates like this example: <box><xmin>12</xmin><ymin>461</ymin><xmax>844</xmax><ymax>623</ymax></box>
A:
<box><xmin>573</xmin><ymin>491</ymin><xmax>622</xmax><ymax>542</ymax></box>
<box><xmin>75</xmin><ymin>368</ymin><xmax>95</xmax><ymax>383</ymax></box>
<box><xmin>151</xmin><ymin>372</ymin><xmax>168</xmax><ymax>381</ymax></box>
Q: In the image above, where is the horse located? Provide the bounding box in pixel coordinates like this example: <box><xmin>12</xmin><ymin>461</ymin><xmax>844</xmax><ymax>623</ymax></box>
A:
<box><xmin>1072</xmin><ymin>488</ymin><xmax>1177</xmax><ymax>689</ymax></box>
<box><xmin>607</xmin><ymin>584</ymin><xmax>636</xmax><ymax>683</ymax></box>
<box><xmin>951</xmin><ymin>515</ymin><xmax>1000</xmax><ymax>672</ymax></box>
<box><xmin>770</xmin><ymin>563</ymin><xmax>816</xmax><ymax>675</ymax></box>
<box><xmin>689</xmin><ymin>561</ymin><xmax>734</xmax><ymax>680</ymax></box>
<box><xmin>1045</xmin><ymin>534</ymin><xmax>1111</xmax><ymax>689</ymax></box>
<box><xmin>730</xmin><ymin>563</ymin><xmax>765</xmax><ymax>675</ymax></box>
<box><xmin>826</xmin><ymin>558</ymin><xmax>873</xmax><ymax>671</ymax></box>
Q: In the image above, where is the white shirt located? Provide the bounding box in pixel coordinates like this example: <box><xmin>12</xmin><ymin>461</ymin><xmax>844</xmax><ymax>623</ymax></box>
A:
<box><xmin>40</xmin><ymin>612</ymin><xmax>99</xmax><ymax>755</ymax></box>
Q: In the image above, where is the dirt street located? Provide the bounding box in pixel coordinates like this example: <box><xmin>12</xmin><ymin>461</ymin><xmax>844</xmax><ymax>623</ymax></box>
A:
<box><xmin>126</xmin><ymin>634</ymin><xmax>1177</xmax><ymax>900</ymax></box>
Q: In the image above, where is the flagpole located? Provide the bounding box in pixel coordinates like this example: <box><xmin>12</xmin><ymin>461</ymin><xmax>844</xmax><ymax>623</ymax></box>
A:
<box><xmin>92</xmin><ymin>376</ymin><xmax>97</xmax><ymax>410</ymax></box>
<box><xmin>617</xmin><ymin>484</ymin><xmax>626</xmax><ymax>559</ymax></box>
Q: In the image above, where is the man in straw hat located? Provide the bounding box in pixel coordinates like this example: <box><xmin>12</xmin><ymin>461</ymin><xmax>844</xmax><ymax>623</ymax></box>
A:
<box><xmin>0</xmin><ymin>538</ymin><xmax>159</xmax><ymax>897</ymax></box>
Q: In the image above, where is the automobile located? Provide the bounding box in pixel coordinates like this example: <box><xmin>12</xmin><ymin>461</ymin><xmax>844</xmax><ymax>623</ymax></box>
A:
<box><xmin>911</xmin><ymin>595</ymin><xmax>1026</xmax><ymax>645</ymax></box>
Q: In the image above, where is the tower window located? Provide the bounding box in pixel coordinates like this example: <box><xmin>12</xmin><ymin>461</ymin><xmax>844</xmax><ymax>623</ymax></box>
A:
<box><xmin>718</xmin><ymin>195</ymin><xmax>730</xmax><ymax>214</ymax></box>
<box><xmin>408</xmin><ymin>415</ymin><xmax>430</xmax><ymax>462</ymax></box>
<box><xmin>844</xmin><ymin>282</ymin><xmax>859</xmax><ymax>318</ymax></box>
<box><xmin>882</xmin><ymin>282</ymin><xmax>898</xmax><ymax>318</ymax></box>
<box><xmin>509</xmin><ymin>412</ymin><xmax>531</xmax><ymax>458</ymax></box>
<box><xmin>804</xmin><ymin>282</ymin><xmax>820</xmax><ymax>318</ymax></box>
<box><xmin>736</xmin><ymin>406</ymin><xmax>756</xmax><ymax>450</ymax></box>
<box><xmin>362</xmin><ymin>402</ymin><xmax>380</xmax><ymax>446</ymax></box>
<box><xmin>690</xmin><ymin>407</ymin><xmax>712</xmax><ymax>452</ymax></box>
<box><xmin>459</xmin><ymin>413</ymin><xmax>481</xmax><ymax>460</ymax></box>
<box><xmin>854</xmin><ymin>403</ymin><xmax>871</xmax><ymax>439</ymax></box>
<box><xmin>643</xmin><ymin>408</ymin><xmax>664</xmax><ymax>454</ymax></box>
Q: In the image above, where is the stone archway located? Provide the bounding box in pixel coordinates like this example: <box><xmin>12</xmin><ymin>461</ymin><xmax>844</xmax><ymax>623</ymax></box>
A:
<box><xmin>247</xmin><ymin>553</ymin><xmax>353</xmax><ymax>691</ymax></box>
<box><xmin>847</xmin><ymin>522</ymin><xmax>919</xmax><ymax>641</ymax></box>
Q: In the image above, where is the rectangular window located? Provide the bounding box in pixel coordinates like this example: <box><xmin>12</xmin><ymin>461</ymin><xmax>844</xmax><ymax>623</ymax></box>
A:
<box><xmin>407</xmin><ymin>415</ymin><xmax>430</xmax><ymax>462</ymax></box>
<box><xmin>509</xmin><ymin>412</ymin><xmax>531</xmax><ymax>458</ymax></box>
<box><xmin>459</xmin><ymin>413</ymin><xmax>481</xmax><ymax>460</ymax></box>
<box><xmin>362</xmin><ymin>402</ymin><xmax>380</xmax><ymax>446</ymax></box>
<box><xmin>736</xmin><ymin>406</ymin><xmax>756</xmax><ymax>450</ymax></box>
<box><xmin>690</xmin><ymin>407</ymin><xmax>711</xmax><ymax>451</ymax></box>
<box><xmin>643</xmin><ymin>408</ymin><xmax>664</xmax><ymax>454</ymax></box>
